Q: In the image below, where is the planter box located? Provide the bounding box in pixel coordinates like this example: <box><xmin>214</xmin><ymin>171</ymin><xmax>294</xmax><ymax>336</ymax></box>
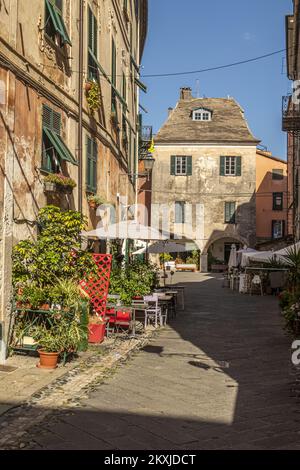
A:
<box><xmin>88</xmin><ymin>323</ymin><xmax>106</xmax><ymax>343</ymax></box>
<box><xmin>44</xmin><ymin>182</ymin><xmax>57</xmax><ymax>193</ymax></box>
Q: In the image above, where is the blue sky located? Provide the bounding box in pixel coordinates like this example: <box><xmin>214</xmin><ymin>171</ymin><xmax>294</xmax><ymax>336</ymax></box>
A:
<box><xmin>140</xmin><ymin>0</ymin><xmax>292</xmax><ymax>158</ymax></box>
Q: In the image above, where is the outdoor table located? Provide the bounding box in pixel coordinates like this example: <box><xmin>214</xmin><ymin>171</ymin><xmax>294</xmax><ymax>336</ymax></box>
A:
<box><xmin>165</xmin><ymin>285</ymin><xmax>185</xmax><ymax>310</ymax></box>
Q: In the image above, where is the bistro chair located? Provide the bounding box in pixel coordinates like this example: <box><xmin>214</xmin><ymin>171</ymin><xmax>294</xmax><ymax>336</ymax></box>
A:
<box><xmin>143</xmin><ymin>294</ymin><xmax>162</xmax><ymax>328</ymax></box>
<box><xmin>114</xmin><ymin>309</ymin><xmax>133</xmax><ymax>334</ymax></box>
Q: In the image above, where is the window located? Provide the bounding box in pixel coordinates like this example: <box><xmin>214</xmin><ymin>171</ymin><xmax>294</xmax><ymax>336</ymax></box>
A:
<box><xmin>45</xmin><ymin>0</ymin><xmax>71</xmax><ymax>46</ymax></box>
<box><xmin>220</xmin><ymin>156</ymin><xmax>242</xmax><ymax>176</ymax></box>
<box><xmin>273</xmin><ymin>192</ymin><xmax>283</xmax><ymax>211</ymax></box>
<box><xmin>170</xmin><ymin>156</ymin><xmax>192</xmax><ymax>176</ymax></box>
<box><xmin>272</xmin><ymin>220</ymin><xmax>285</xmax><ymax>239</ymax></box>
<box><xmin>86</xmin><ymin>136</ymin><xmax>97</xmax><ymax>193</ymax></box>
<box><xmin>88</xmin><ymin>7</ymin><xmax>98</xmax><ymax>81</ymax></box>
<box><xmin>192</xmin><ymin>108</ymin><xmax>211</xmax><ymax>121</ymax></box>
<box><xmin>272</xmin><ymin>169</ymin><xmax>284</xmax><ymax>180</ymax></box>
<box><xmin>224</xmin><ymin>202</ymin><xmax>236</xmax><ymax>224</ymax></box>
<box><xmin>42</xmin><ymin>104</ymin><xmax>77</xmax><ymax>173</ymax></box>
<box><xmin>175</xmin><ymin>201</ymin><xmax>185</xmax><ymax>224</ymax></box>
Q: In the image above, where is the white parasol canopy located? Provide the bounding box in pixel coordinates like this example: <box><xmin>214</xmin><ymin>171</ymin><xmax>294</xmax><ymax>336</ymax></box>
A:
<box><xmin>81</xmin><ymin>221</ymin><xmax>170</xmax><ymax>241</ymax></box>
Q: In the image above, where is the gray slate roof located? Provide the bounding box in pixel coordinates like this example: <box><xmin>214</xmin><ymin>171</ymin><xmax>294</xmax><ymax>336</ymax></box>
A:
<box><xmin>155</xmin><ymin>97</ymin><xmax>260</xmax><ymax>144</ymax></box>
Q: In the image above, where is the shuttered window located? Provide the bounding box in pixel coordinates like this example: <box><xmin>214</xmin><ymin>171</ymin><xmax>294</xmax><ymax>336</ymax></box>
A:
<box><xmin>220</xmin><ymin>156</ymin><xmax>241</xmax><ymax>176</ymax></box>
<box><xmin>224</xmin><ymin>202</ymin><xmax>236</xmax><ymax>224</ymax></box>
<box><xmin>170</xmin><ymin>156</ymin><xmax>192</xmax><ymax>176</ymax></box>
<box><xmin>42</xmin><ymin>105</ymin><xmax>77</xmax><ymax>172</ymax></box>
<box><xmin>45</xmin><ymin>0</ymin><xmax>72</xmax><ymax>46</ymax></box>
<box><xmin>86</xmin><ymin>136</ymin><xmax>97</xmax><ymax>193</ymax></box>
<box><xmin>273</xmin><ymin>192</ymin><xmax>283</xmax><ymax>211</ymax></box>
<box><xmin>175</xmin><ymin>201</ymin><xmax>185</xmax><ymax>223</ymax></box>
<box><xmin>88</xmin><ymin>7</ymin><xmax>98</xmax><ymax>80</ymax></box>
<box><xmin>272</xmin><ymin>220</ymin><xmax>285</xmax><ymax>239</ymax></box>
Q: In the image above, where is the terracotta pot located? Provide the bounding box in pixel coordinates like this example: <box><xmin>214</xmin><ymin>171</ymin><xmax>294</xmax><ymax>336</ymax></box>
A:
<box><xmin>40</xmin><ymin>304</ymin><xmax>50</xmax><ymax>311</ymax></box>
<box><xmin>85</xmin><ymin>81</ymin><xmax>92</xmax><ymax>92</ymax></box>
<box><xmin>37</xmin><ymin>350</ymin><xmax>60</xmax><ymax>369</ymax></box>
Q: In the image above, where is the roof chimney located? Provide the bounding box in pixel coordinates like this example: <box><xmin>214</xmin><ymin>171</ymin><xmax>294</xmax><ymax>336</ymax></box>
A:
<box><xmin>168</xmin><ymin>107</ymin><xmax>173</xmax><ymax>116</ymax></box>
<box><xmin>180</xmin><ymin>87</ymin><xmax>192</xmax><ymax>100</ymax></box>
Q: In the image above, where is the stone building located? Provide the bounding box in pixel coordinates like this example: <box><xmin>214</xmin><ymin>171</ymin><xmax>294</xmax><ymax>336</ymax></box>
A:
<box><xmin>152</xmin><ymin>88</ymin><xmax>259</xmax><ymax>271</ymax></box>
<box><xmin>0</xmin><ymin>0</ymin><xmax>148</xmax><ymax>358</ymax></box>
<box><xmin>283</xmin><ymin>0</ymin><xmax>300</xmax><ymax>241</ymax></box>
<box><xmin>256</xmin><ymin>149</ymin><xmax>288</xmax><ymax>245</ymax></box>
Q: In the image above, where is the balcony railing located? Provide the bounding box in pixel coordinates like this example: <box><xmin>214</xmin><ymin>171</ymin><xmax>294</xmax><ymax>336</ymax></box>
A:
<box><xmin>139</xmin><ymin>125</ymin><xmax>153</xmax><ymax>158</ymax></box>
<box><xmin>282</xmin><ymin>95</ymin><xmax>300</xmax><ymax>131</ymax></box>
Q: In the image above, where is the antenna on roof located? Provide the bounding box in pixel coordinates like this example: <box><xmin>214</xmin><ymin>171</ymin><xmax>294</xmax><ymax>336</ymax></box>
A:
<box><xmin>196</xmin><ymin>79</ymin><xmax>200</xmax><ymax>98</ymax></box>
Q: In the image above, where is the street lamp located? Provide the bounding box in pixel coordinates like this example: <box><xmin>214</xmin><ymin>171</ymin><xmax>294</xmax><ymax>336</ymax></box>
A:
<box><xmin>140</xmin><ymin>153</ymin><xmax>155</xmax><ymax>174</ymax></box>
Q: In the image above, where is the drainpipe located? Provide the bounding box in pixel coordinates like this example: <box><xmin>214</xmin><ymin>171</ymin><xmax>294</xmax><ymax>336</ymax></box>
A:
<box><xmin>78</xmin><ymin>0</ymin><xmax>84</xmax><ymax>214</ymax></box>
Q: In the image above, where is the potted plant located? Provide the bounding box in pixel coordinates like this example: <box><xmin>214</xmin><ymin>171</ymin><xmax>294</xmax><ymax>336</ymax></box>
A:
<box><xmin>88</xmin><ymin>315</ymin><xmax>107</xmax><ymax>344</ymax></box>
<box><xmin>86</xmin><ymin>80</ymin><xmax>101</xmax><ymax>113</ymax></box>
<box><xmin>87</xmin><ymin>194</ymin><xmax>105</xmax><ymax>209</ymax></box>
<box><xmin>44</xmin><ymin>174</ymin><xmax>77</xmax><ymax>194</ymax></box>
<box><xmin>32</xmin><ymin>316</ymin><xmax>85</xmax><ymax>369</ymax></box>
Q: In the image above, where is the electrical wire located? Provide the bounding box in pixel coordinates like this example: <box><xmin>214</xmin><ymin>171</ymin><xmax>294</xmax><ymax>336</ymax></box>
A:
<box><xmin>35</xmin><ymin>48</ymin><xmax>287</xmax><ymax>79</ymax></box>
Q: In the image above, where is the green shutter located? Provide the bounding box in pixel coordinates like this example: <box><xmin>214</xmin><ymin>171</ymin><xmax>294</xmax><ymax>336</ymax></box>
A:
<box><xmin>45</xmin><ymin>0</ymin><xmax>72</xmax><ymax>46</ymax></box>
<box><xmin>187</xmin><ymin>156</ymin><xmax>192</xmax><ymax>176</ymax></box>
<box><xmin>112</xmin><ymin>39</ymin><xmax>116</xmax><ymax>87</ymax></box>
<box><xmin>220</xmin><ymin>156</ymin><xmax>225</xmax><ymax>176</ymax></box>
<box><xmin>170</xmin><ymin>156</ymin><xmax>176</xmax><ymax>175</ymax></box>
<box><xmin>135</xmin><ymin>78</ymin><xmax>147</xmax><ymax>93</ymax></box>
<box><xmin>236</xmin><ymin>156</ymin><xmax>242</xmax><ymax>176</ymax></box>
<box><xmin>86</xmin><ymin>136</ymin><xmax>97</xmax><ymax>192</ymax></box>
<box><xmin>88</xmin><ymin>7</ymin><xmax>97</xmax><ymax>54</ymax></box>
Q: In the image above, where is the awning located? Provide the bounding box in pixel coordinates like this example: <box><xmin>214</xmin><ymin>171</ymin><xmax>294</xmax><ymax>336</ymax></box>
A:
<box><xmin>135</xmin><ymin>78</ymin><xmax>147</xmax><ymax>93</ymax></box>
<box><xmin>45</xmin><ymin>0</ymin><xmax>72</xmax><ymax>46</ymax></box>
<box><xmin>43</xmin><ymin>127</ymin><xmax>78</xmax><ymax>166</ymax></box>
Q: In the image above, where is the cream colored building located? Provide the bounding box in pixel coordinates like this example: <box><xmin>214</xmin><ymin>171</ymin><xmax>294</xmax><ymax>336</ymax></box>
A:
<box><xmin>152</xmin><ymin>88</ymin><xmax>259</xmax><ymax>271</ymax></box>
<box><xmin>0</xmin><ymin>0</ymin><xmax>148</xmax><ymax>356</ymax></box>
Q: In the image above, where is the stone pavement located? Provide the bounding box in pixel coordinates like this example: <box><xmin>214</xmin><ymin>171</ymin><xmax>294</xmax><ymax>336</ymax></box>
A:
<box><xmin>2</xmin><ymin>273</ymin><xmax>300</xmax><ymax>450</ymax></box>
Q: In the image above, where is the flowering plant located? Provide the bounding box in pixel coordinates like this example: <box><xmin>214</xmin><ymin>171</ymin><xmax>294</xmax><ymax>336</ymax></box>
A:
<box><xmin>44</xmin><ymin>173</ymin><xmax>77</xmax><ymax>189</ymax></box>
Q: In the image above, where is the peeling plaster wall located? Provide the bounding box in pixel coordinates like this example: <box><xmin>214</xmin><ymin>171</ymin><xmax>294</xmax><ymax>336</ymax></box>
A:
<box><xmin>152</xmin><ymin>144</ymin><xmax>257</xmax><ymax>255</ymax></box>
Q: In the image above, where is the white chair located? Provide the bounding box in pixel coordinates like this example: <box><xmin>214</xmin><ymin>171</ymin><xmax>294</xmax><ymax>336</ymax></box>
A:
<box><xmin>143</xmin><ymin>294</ymin><xmax>163</xmax><ymax>328</ymax></box>
<box><xmin>250</xmin><ymin>274</ymin><xmax>263</xmax><ymax>296</ymax></box>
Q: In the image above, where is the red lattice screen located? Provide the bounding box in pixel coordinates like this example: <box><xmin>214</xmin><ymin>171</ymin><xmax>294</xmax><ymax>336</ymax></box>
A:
<box><xmin>80</xmin><ymin>254</ymin><xmax>113</xmax><ymax>317</ymax></box>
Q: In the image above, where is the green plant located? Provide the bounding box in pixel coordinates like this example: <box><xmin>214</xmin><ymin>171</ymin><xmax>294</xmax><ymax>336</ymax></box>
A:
<box><xmin>186</xmin><ymin>250</ymin><xmax>200</xmax><ymax>267</ymax></box>
<box><xmin>109</xmin><ymin>260</ymin><xmax>159</xmax><ymax>306</ymax></box>
<box><xmin>159</xmin><ymin>253</ymin><xmax>172</xmax><ymax>264</ymax></box>
<box><xmin>32</xmin><ymin>317</ymin><xmax>85</xmax><ymax>353</ymax></box>
<box><xmin>16</xmin><ymin>284</ymin><xmax>50</xmax><ymax>309</ymax></box>
<box><xmin>12</xmin><ymin>206</ymin><xmax>97</xmax><ymax>286</ymax></box>
<box><xmin>44</xmin><ymin>173</ymin><xmax>77</xmax><ymax>189</ymax></box>
<box><xmin>87</xmin><ymin>194</ymin><xmax>106</xmax><ymax>206</ymax></box>
<box><xmin>282</xmin><ymin>246</ymin><xmax>300</xmax><ymax>292</ymax></box>
<box><xmin>86</xmin><ymin>80</ymin><xmax>101</xmax><ymax>112</ymax></box>
<box><xmin>51</xmin><ymin>279</ymin><xmax>85</xmax><ymax>311</ymax></box>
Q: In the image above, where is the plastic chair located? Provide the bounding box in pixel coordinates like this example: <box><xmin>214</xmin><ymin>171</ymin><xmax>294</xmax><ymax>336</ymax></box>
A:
<box><xmin>250</xmin><ymin>274</ymin><xmax>263</xmax><ymax>296</ymax></box>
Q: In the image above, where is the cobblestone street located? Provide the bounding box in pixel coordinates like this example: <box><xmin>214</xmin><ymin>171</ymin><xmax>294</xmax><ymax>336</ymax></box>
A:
<box><xmin>2</xmin><ymin>273</ymin><xmax>300</xmax><ymax>450</ymax></box>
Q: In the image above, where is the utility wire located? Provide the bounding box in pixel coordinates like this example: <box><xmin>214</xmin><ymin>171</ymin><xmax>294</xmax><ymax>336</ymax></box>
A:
<box><xmin>35</xmin><ymin>48</ymin><xmax>286</xmax><ymax>79</ymax></box>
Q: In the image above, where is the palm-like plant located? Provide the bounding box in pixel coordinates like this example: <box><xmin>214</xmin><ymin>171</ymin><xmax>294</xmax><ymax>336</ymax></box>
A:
<box><xmin>282</xmin><ymin>246</ymin><xmax>300</xmax><ymax>293</ymax></box>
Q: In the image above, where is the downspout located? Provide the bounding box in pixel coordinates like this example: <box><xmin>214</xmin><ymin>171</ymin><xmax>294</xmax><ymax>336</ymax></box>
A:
<box><xmin>78</xmin><ymin>0</ymin><xmax>84</xmax><ymax>214</ymax></box>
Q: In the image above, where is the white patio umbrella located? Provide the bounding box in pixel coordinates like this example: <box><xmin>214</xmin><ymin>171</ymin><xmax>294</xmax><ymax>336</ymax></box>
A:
<box><xmin>133</xmin><ymin>241</ymin><xmax>190</xmax><ymax>255</ymax></box>
<box><xmin>81</xmin><ymin>221</ymin><xmax>169</xmax><ymax>241</ymax></box>
<box><xmin>241</xmin><ymin>250</ymin><xmax>273</xmax><ymax>267</ymax></box>
<box><xmin>228</xmin><ymin>244</ymin><xmax>238</xmax><ymax>269</ymax></box>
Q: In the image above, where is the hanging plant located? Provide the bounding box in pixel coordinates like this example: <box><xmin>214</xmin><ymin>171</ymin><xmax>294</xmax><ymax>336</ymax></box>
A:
<box><xmin>86</xmin><ymin>81</ymin><xmax>101</xmax><ymax>113</ymax></box>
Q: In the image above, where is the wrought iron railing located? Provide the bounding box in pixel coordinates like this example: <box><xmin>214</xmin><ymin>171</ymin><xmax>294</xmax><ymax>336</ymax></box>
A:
<box><xmin>282</xmin><ymin>95</ymin><xmax>300</xmax><ymax>131</ymax></box>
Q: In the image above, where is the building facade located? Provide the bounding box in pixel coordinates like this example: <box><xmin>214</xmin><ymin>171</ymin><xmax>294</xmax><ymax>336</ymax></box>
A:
<box><xmin>152</xmin><ymin>88</ymin><xmax>259</xmax><ymax>272</ymax></box>
<box><xmin>0</xmin><ymin>0</ymin><xmax>148</xmax><ymax>357</ymax></box>
<box><xmin>256</xmin><ymin>149</ymin><xmax>288</xmax><ymax>245</ymax></box>
<box><xmin>283</xmin><ymin>0</ymin><xmax>300</xmax><ymax>241</ymax></box>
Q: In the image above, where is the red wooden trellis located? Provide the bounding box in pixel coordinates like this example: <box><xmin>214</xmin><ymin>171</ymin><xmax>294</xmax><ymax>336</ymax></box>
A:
<box><xmin>80</xmin><ymin>254</ymin><xmax>113</xmax><ymax>317</ymax></box>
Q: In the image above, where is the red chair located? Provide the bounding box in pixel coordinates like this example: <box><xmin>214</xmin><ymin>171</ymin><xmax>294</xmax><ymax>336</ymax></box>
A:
<box><xmin>105</xmin><ymin>308</ymin><xmax>117</xmax><ymax>336</ymax></box>
<box><xmin>115</xmin><ymin>309</ymin><xmax>132</xmax><ymax>334</ymax></box>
